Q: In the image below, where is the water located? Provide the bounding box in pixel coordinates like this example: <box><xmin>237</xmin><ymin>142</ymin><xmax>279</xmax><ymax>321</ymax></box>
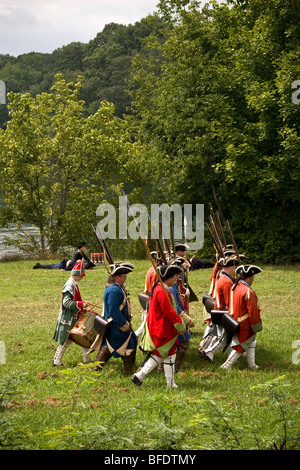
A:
<box><xmin>0</xmin><ymin>223</ymin><xmax>40</xmax><ymax>259</ymax></box>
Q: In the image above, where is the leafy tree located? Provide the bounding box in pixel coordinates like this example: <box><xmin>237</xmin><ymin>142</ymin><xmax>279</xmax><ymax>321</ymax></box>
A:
<box><xmin>0</xmin><ymin>74</ymin><xmax>131</xmax><ymax>256</ymax></box>
<box><xmin>128</xmin><ymin>0</ymin><xmax>300</xmax><ymax>262</ymax></box>
<box><xmin>82</xmin><ymin>20</ymin><xmax>163</xmax><ymax>117</ymax></box>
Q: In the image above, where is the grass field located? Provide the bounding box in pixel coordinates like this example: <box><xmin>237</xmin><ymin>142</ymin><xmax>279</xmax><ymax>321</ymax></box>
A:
<box><xmin>1</xmin><ymin>259</ymin><xmax>300</xmax><ymax>451</ymax></box>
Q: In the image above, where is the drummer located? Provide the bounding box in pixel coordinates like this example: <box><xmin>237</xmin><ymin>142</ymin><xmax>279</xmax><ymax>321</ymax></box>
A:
<box><xmin>94</xmin><ymin>262</ymin><xmax>136</xmax><ymax>374</ymax></box>
<box><xmin>52</xmin><ymin>259</ymin><xmax>91</xmax><ymax>366</ymax></box>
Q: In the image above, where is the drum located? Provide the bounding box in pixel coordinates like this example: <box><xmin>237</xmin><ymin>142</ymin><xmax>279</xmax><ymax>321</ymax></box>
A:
<box><xmin>138</xmin><ymin>293</ymin><xmax>149</xmax><ymax>310</ymax></box>
<box><xmin>69</xmin><ymin>310</ymin><xmax>99</xmax><ymax>348</ymax></box>
<box><xmin>202</xmin><ymin>294</ymin><xmax>215</xmax><ymax>314</ymax></box>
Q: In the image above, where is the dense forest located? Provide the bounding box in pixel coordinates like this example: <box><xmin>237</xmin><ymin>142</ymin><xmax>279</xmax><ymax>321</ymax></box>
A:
<box><xmin>0</xmin><ymin>0</ymin><xmax>299</xmax><ymax>264</ymax></box>
<box><xmin>0</xmin><ymin>17</ymin><xmax>159</xmax><ymax>124</ymax></box>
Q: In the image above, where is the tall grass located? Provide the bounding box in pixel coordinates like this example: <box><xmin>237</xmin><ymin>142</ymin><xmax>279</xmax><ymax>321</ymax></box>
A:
<box><xmin>1</xmin><ymin>260</ymin><xmax>300</xmax><ymax>450</ymax></box>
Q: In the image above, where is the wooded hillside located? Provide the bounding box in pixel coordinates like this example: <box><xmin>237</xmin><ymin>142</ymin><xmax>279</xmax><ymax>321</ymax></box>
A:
<box><xmin>0</xmin><ymin>0</ymin><xmax>299</xmax><ymax>264</ymax></box>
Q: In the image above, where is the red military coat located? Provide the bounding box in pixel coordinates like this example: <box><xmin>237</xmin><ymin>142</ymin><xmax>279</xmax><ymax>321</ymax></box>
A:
<box><xmin>145</xmin><ymin>266</ymin><xmax>158</xmax><ymax>295</ymax></box>
<box><xmin>140</xmin><ymin>283</ymin><xmax>186</xmax><ymax>358</ymax></box>
<box><xmin>209</xmin><ymin>261</ymin><xmax>221</xmax><ymax>296</ymax></box>
<box><xmin>229</xmin><ymin>280</ymin><xmax>263</xmax><ymax>353</ymax></box>
<box><xmin>214</xmin><ymin>271</ymin><xmax>235</xmax><ymax>310</ymax></box>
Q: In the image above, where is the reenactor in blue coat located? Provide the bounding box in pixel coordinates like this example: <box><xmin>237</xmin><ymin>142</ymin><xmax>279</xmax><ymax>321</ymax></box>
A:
<box><xmin>94</xmin><ymin>262</ymin><xmax>136</xmax><ymax>374</ymax></box>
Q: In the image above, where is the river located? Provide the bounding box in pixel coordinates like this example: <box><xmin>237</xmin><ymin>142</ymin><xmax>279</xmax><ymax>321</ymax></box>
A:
<box><xmin>0</xmin><ymin>224</ymin><xmax>40</xmax><ymax>260</ymax></box>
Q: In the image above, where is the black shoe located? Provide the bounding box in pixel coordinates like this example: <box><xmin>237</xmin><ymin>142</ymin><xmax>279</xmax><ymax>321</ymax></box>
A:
<box><xmin>33</xmin><ymin>263</ymin><xmax>41</xmax><ymax>269</ymax></box>
<box><xmin>202</xmin><ymin>351</ymin><xmax>213</xmax><ymax>362</ymax></box>
<box><xmin>131</xmin><ymin>374</ymin><xmax>142</xmax><ymax>386</ymax></box>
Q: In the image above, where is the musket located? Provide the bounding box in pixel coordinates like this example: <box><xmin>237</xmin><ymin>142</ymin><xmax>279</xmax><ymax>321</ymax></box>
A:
<box><xmin>216</xmin><ymin>211</ymin><xmax>227</xmax><ymax>247</ymax></box>
<box><xmin>209</xmin><ymin>214</ymin><xmax>225</xmax><ymax>258</ymax></box>
<box><xmin>183</xmin><ymin>215</ymin><xmax>190</xmax><ymax>313</ymax></box>
<box><xmin>159</xmin><ymin>219</ymin><xmax>172</xmax><ymax>259</ymax></box>
<box><xmin>150</xmin><ymin>219</ymin><xmax>167</xmax><ymax>265</ymax></box>
<box><xmin>120</xmin><ymin>188</ymin><xmax>166</xmax><ymax>264</ymax></box>
<box><xmin>146</xmin><ymin>224</ymin><xmax>157</xmax><ymax>253</ymax></box>
<box><xmin>225</xmin><ymin>220</ymin><xmax>242</xmax><ymax>265</ymax></box>
<box><xmin>91</xmin><ymin>222</ymin><xmax>114</xmax><ymax>276</ymax></box>
<box><xmin>96</xmin><ymin>224</ymin><xmax>114</xmax><ymax>266</ymax></box>
<box><xmin>170</xmin><ymin>214</ymin><xmax>176</xmax><ymax>258</ymax></box>
<box><xmin>210</xmin><ymin>203</ymin><xmax>227</xmax><ymax>249</ymax></box>
<box><xmin>121</xmin><ymin>188</ymin><xmax>174</xmax><ymax>309</ymax></box>
<box><xmin>91</xmin><ymin>223</ymin><xmax>111</xmax><ymax>273</ymax></box>
<box><xmin>205</xmin><ymin>222</ymin><xmax>223</xmax><ymax>259</ymax></box>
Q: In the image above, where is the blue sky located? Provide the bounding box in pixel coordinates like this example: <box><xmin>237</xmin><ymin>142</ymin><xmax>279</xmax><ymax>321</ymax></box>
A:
<box><xmin>0</xmin><ymin>0</ymin><xmax>160</xmax><ymax>56</ymax></box>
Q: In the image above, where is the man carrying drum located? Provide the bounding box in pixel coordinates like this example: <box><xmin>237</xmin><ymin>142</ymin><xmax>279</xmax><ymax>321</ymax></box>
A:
<box><xmin>52</xmin><ymin>259</ymin><xmax>90</xmax><ymax>366</ymax></box>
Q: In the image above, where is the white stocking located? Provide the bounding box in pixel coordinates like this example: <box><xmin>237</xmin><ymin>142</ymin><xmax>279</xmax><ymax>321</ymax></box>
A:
<box><xmin>246</xmin><ymin>339</ymin><xmax>259</xmax><ymax>369</ymax></box>
<box><xmin>53</xmin><ymin>339</ymin><xmax>71</xmax><ymax>366</ymax></box>
<box><xmin>220</xmin><ymin>349</ymin><xmax>242</xmax><ymax>370</ymax></box>
<box><xmin>163</xmin><ymin>354</ymin><xmax>177</xmax><ymax>388</ymax></box>
<box><xmin>135</xmin><ymin>354</ymin><xmax>163</xmax><ymax>383</ymax></box>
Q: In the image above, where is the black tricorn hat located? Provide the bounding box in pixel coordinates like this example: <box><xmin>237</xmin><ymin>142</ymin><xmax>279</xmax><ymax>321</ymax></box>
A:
<box><xmin>150</xmin><ymin>251</ymin><xmax>161</xmax><ymax>260</ymax></box>
<box><xmin>159</xmin><ymin>264</ymin><xmax>183</xmax><ymax>280</ymax></box>
<box><xmin>221</xmin><ymin>255</ymin><xmax>239</xmax><ymax>267</ymax></box>
<box><xmin>235</xmin><ymin>264</ymin><xmax>262</xmax><ymax>276</ymax></box>
<box><xmin>175</xmin><ymin>243</ymin><xmax>187</xmax><ymax>252</ymax></box>
<box><xmin>110</xmin><ymin>262</ymin><xmax>134</xmax><ymax>276</ymax></box>
<box><xmin>169</xmin><ymin>256</ymin><xmax>185</xmax><ymax>266</ymax></box>
<box><xmin>223</xmin><ymin>248</ymin><xmax>235</xmax><ymax>256</ymax></box>
<box><xmin>114</xmin><ymin>261</ymin><xmax>135</xmax><ymax>269</ymax></box>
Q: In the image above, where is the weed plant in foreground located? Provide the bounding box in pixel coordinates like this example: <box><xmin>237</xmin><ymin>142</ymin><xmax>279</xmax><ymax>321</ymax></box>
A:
<box><xmin>0</xmin><ymin>261</ymin><xmax>300</xmax><ymax>450</ymax></box>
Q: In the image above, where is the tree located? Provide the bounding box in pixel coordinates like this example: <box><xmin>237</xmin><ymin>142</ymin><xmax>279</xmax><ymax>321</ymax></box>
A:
<box><xmin>127</xmin><ymin>0</ymin><xmax>300</xmax><ymax>262</ymax></box>
<box><xmin>0</xmin><ymin>74</ymin><xmax>131</xmax><ymax>256</ymax></box>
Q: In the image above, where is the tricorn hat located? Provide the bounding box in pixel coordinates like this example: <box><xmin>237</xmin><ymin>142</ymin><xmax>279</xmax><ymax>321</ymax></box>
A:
<box><xmin>235</xmin><ymin>264</ymin><xmax>262</xmax><ymax>276</ymax></box>
<box><xmin>159</xmin><ymin>264</ymin><xmax>183</xmax><ymax>280</ymax></box>
<box><xmin>175</xmin><ymin>243</ymin><xmax>187</xmax><ymax>252</ymax></box>
<box><xmin>223</xmin><ymin>249</ymin><xmax>235</xmax><ymax>256</ymax></box>
<box><xmin>110</xmin><ymin>262</ymin><xmax>134</xmax><ymax>276</ymax></box>
<box><xmin>114</xmin><ymin>261</ymin><xmax>135</xmax><ymax>269</ymax></box>
<box><xmin>169</xmin><ymin>256</ymin><xmax>185</xmax><ymax>266</ymax></box>
<box><xmin>150</xmin><ymin>251</ymin><xmax>161</xmax><ymax>260</ymax></box>
<box><xmin>221</xmin><ymin>255</ymin><xmax>239</xmax><ymax>267</ymax></box>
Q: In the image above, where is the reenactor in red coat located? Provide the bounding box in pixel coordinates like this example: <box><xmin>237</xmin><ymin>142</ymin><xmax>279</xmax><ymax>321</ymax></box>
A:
<box><xmin>202</xmin><ymin>255</ymin><xmax>239</xmax><ymax>361</ymax></box>
<box><xmin>221</xmin><ymin>264</ymin><xmax>263</xmax><ymax>370</ymax></box>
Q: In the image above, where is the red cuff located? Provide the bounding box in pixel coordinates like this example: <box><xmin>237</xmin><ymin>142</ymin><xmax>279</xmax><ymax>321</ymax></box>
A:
<box><xmin>77</xmin><ymin>301</ymin><xmax>83</xmax><ymax>311</ymax></box>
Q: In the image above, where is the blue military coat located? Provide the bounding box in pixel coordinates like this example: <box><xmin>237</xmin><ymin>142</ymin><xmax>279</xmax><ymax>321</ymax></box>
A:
<box><xmin>103</xmin><ymin>283</ymin><xmax>136</xmax><ymax>357</ymax></box>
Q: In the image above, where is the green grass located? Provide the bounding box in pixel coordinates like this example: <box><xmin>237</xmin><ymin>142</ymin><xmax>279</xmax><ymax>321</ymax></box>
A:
<box><xmin>1</xmin><ymin>260</ymin><xmax>300</xmax><ymax>450</ymax></box>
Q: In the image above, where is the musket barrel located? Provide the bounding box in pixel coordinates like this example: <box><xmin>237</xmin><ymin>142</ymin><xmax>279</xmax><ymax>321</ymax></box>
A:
<box><xmin>225</xmin><ymin>220</ymin><xmax>242</xmax><ymax>265</ymax></box>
